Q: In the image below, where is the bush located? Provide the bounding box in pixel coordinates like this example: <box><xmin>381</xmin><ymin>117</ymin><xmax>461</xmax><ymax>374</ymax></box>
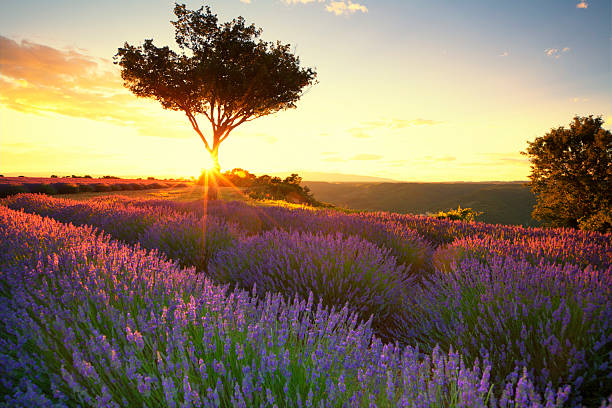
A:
<box><xmin>23</xmin><ymin>183</ymin><xmax>57</xmax><ymax>195</ymax></box>
<box><xmin>77</xmin><ymin>183</ymin><xmax>96</xmax><ymax>192</ymax></box>
<box><xmin>109</xmin><ymin>183</ymin><xmax>124</xmax><ymax>191</ymax></box>
<box><xmin>49</xmin><ymin>183</ymin><xmax>80</xmax><ymax>194</ymax></box>
<box><xmin>210</xmin><ymin>230</ymin><xmax>413</xmax><ymax>339</ymax></box>
<box><xmin>90</xmin><ymin>183</ymin><xmax>112</xmax><ymax>192</ymax></box>
<box><xmin>0</xmin><ymin>184</ymin><xmax>28</xmax><ymax>198</ymax></box>
<box><xmin>429</xmin><ymin>205</ymin><xmax>483</xmax><ymax>222</ymax></box>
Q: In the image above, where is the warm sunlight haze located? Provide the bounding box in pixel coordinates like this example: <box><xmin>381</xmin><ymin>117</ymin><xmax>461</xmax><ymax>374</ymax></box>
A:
<box><xmin>0</xmin><ymin>2</ymin><xmax>610</xmax><ymax>407</ymax></box>
<box><xmin>1</xmin><ymin>0</ymin><xmax>610</xmax><ymax>181</ymax></box>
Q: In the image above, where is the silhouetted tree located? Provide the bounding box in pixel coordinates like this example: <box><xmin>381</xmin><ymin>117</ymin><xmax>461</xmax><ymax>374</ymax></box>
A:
<box><xmin>522</xmin><ymin>115</ymin><xmax>611</xmax><ymax>232</ymax></box>
<box><xmin>115</xmin><ymin>4</ymin><xmax>317</xmax><ymax>199</ymax></box>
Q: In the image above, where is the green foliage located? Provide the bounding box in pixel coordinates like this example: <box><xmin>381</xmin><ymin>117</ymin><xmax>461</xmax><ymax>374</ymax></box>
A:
<box><xmin>578</xmin><ymin>209</ymin><xmax>611</xmax><ymax>233</ymax></box>
<box><xmin>247</xmin><ymin>173</ymin><xmax>327</xmax><ymax>207</ymax></box>
<box><xmin>220</xmin><ymin>168</ymin><xmax>257</xmax><ymax>187</ymax></box>
<box><xmin>522</xmin><ymin>115</ymin><xmax>611</xmax><ymax>230</ymax></box>
<box><xmin>429</xmin><ymin>205</ymin><xmax>483</xmax><ymax>222</ymax></box>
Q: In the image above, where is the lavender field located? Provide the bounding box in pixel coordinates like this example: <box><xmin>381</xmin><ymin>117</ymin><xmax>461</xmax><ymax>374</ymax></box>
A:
<box><xmin>1</xmin><ymin>194</ymin><xmax>610</xmax><ymax>407</ymax></box>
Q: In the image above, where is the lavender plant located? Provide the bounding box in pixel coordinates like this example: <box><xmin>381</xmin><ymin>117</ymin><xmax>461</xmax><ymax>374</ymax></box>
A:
<box><xmin>210</xmin><ymin>229</ymin><xmax>413</xmax><ymax>340</ymax></box>
<box><xmin>404</xmin><ymin>254</ymin><xmax>611</xmax><ymax>406</ymax></box>
<box><xmin>0</xmin><ymin>207</ymin><xmax>568</xmax><ymax>407</ymax></box>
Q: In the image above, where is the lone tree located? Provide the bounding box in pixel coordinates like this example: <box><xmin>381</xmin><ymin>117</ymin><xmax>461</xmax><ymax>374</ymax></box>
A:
<box><xmin>522</xmin><ymin>115</ymin><xmax>611</xmax><ymax>232</ymax></box>
<box><xmin>115</xmin><ymin>4</ymin><xmax>317</xmax><ymax>198</ymax></box>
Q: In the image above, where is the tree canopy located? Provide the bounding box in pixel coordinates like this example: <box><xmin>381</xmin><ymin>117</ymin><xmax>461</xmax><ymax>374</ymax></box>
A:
<box><xmin>114</xmin><ymin>4</ymin><xmax>317</xmax><ymax>196</ymax></box>
<box><xmin>522</xmin><ymin>115</ymin><xmax>611</xmax><ymax>232</ymax></box>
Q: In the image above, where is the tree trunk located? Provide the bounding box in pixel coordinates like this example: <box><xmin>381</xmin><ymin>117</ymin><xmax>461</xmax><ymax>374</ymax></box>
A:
<box><xmin>205</xmin><ymin>147</ymin><xmax>221</xmax><ymax>200</ymax></box>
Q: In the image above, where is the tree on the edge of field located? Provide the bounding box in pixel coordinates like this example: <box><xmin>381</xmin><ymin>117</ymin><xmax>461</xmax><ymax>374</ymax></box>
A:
<box><xmin>114</xmin><ymin>4</ymin><xmax>317</xmax><ymax>199</ymax></box>
<box><xmin>522</xmin><ymin>115</ymin><xmax>611</xmax><ymax>232</ymax></box>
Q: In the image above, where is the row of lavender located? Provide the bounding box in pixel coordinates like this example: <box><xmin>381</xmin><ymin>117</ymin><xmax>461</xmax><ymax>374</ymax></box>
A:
<box><xmin>3</xmin><ymin>194</ymin><xmax>611</xmax><ymax>405</ymax></box>
<box><xmin>113</xmin><ymin>197</ymin><xmax>609</xmax><ymax>269</ymax></box>
<box><xmin>0</xmin><ymin>177</ymin><xmax>185</xmax><ymax>198</ymax></box>
<box><xmin>100</xmin><ymin>196</ymin><xmax>612</xmax><ymax>406</ymax></box>
<box><xmin>0</xmin><ymin>206</ymin><xmax>569</xmax><ymax>407</ymax></box>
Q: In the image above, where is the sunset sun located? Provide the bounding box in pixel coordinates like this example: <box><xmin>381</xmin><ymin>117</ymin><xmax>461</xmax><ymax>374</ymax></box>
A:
<box><xmin>201</xmin><ymin>152</ymin><xmax>216</xmax><ymax>173</ymax></box>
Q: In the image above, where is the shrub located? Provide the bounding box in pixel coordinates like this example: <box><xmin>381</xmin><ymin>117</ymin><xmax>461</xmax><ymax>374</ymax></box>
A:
<box><xmin>23</xmin><ymin>183</ymin><xmax>57</xmax><ymax>195</ymax></box>
<box><xmin>109</xmin><ymin>183</ymin><xmax>124</xmax><ymax>191</ymax></box>
<box><xmin>429</xmin><ymin>205</ymin><xmax>483</xmax><ymax>222</ymax></box>
<box><xmin>53</xmin><ymin>183</ymin><xmax>81</xmax><ymax>194</ymax></box>
<box><xmin>77</xmin><ymin>183</ymin><xmax>95</xmax><ymax>192</ymax></box>
<box><xmin>0</xmin><ymin>184</ymin><xmax>28</xmax><ymax>198</ymax></box>
<box><xmin>90</xmin><ymin>183</ymin><xmax>112</xmax><ymax>192</ymax></box>
<box><xmin>210</xmin><ymin>230</ymin><xmax>413</xmax><ymax>340</ymax></box>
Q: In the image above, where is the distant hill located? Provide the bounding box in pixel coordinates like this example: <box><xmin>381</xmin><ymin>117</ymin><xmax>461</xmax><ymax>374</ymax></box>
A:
<box><xmin>269</xmin><ymin>171</ymin><xmax>398</xmax><ymax>183</ymax></box>
<box><xmin>303</xmin><ymin>181</ymin><xmax>539</xmax><ymax>226</ymax></box>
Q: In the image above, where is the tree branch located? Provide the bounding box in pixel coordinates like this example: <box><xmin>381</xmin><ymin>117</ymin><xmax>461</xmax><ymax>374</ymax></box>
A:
<box><xmin>185</xmin><ymin>111</ymin><xmax>212</xmax><ymax>152</ymax></box>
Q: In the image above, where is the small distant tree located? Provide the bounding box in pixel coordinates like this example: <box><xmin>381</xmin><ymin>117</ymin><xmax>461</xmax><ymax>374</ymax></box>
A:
<box><xmin>522</xmin><ymin>115</ymin><xmax>611</xmax><ymax>232</ymax></box>
<box><xmin>115</xmin><ymin>4</ymin><xmax>317</xmax><ymax>199</ymax></box>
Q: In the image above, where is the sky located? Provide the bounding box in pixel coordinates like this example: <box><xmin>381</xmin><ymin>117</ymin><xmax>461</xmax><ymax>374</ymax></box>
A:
<box><xmin>0</xmin><ymin>0</ymin><xmax>610</xmax><ymax>181</ymax></box>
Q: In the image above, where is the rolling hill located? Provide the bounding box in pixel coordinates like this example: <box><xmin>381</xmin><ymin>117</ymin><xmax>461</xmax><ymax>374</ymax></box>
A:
<box><xmin>303</xmin><ymin>181</ymin><xmax>539</xmax><ymax>226</ymax></box>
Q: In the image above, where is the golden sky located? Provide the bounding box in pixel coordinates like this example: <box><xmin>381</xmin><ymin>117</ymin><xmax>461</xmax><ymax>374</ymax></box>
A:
<box><xmin>1</xmin><ymin>0</ymin><xmax>610</xmax><ymax>181</ymax></box>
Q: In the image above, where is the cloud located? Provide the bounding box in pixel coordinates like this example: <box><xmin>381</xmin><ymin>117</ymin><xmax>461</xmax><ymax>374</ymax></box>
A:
<box><xmin>545</xmin><ymin>48</ymin><xmax>558</xmax><ymax>56</ymax></box>
<box><xmin>282</xmin><ymin>0</ymin><xmax>325</xmax><ymax>3</ymax></box>
<box><xmin>571</xmin><ymin>97</ymin><xmax>589</xmax><ymax>103</ymax></box>
<box><xmin>351</xmin><ymin>153</ymin><xmax>382</xmax><ymax>160</ymax></box>
<box><xmin>0</xmin><ymin>36</ymin><xmax>192</xmax><ymax>138</ymax></box>
<box><xmin>240</xmin><ymin>0</ymin><xmax>251</xmax><ymax>3</ymax></box>
<box><xmin>499</xmin><ymin>51</ymin><xmax>509</xmax><ymax>57</ymax></box>
<box><xmin>326</xmin><ymin>1</ymin><xmax>368</xmax><ymax>16</ymax></box>
<box><xmin>576</xmin><ymin>1</ymin><xmax>588</xmax><ymax>9</ymax></box>
<box><xmin>544</xmin><ymin>47</ymin><xmax>570</xmax><ymax>59</ymax></box>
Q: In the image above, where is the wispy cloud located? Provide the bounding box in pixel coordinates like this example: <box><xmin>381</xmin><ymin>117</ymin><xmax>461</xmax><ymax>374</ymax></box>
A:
<box><xmin>545</xmin><ymin>47</ymin><xmax>570</xmax><ymax>59</ymax></box>
<box><xmin>499</xmin><ymin>51</ymin><xmax>509</xmax><ymax>57</ymax></box>
<box><xmin>0</xmin><ymin>36</ymin><xmax>191</xmax><ymax>138</ymax></box>
<box><xmin>281</xmin><ymin>0</ymin><xmax>367</xmax><ymax>16</ymax></box>
<box><xmin>282</xmin><ymin>0</ymin><xmax>325</xmax><ymax>3</ymax></box>
<box><xmin>576</xmin><ymin>1</ymin><xmax>588</xmax><ymax>9</ymax></box>
<box><xmin>351</xmin><ymin>153</ymin><xmax>382</xmax><ymax>160</ymax></box>
<box><xmin>240</xmin><ymin>0</ymin><xmax>252</xmax><ymax>3</ymax></box>
<box><xmin>326</xmin><ymin>1</ymin><xmax>368</xmax><ymax>16</ymax></box>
